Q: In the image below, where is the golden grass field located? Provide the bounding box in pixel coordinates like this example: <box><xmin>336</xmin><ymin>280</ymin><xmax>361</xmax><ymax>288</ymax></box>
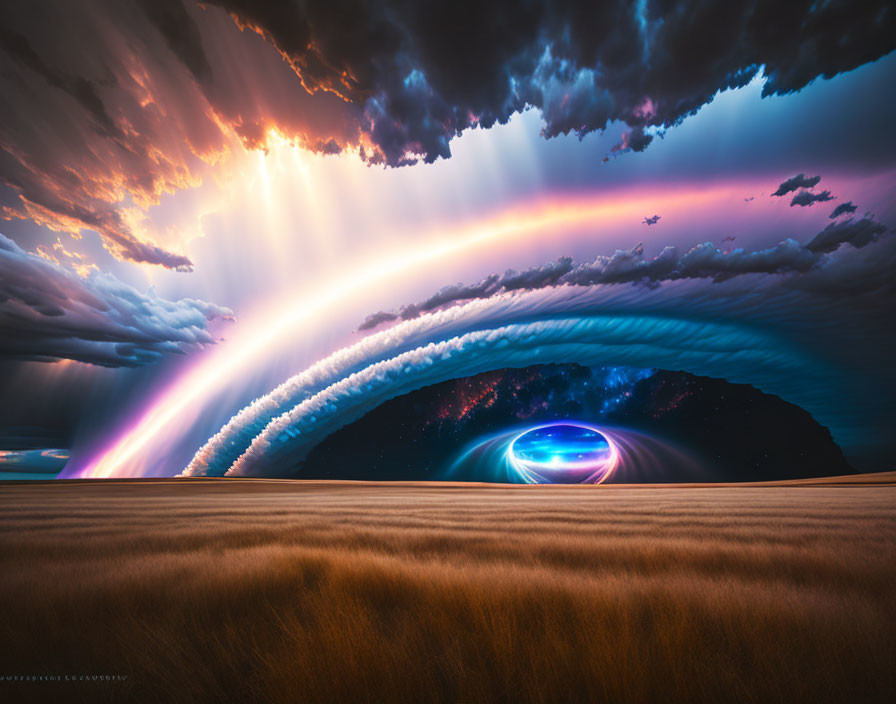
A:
<box><xmin>1</xmin><ymin>475</ymin><xmax>895</xmax><ymax>703</ymax></box>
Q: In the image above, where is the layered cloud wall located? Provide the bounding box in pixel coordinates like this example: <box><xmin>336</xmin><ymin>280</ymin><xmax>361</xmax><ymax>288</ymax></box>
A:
<box><xmin>0</xmin><ymin>233</ymin><xmax>232</xmax><ymax>366</ymax></box>
<box><xmin>221</xmin><ymin>315</ymin><xmax>830</xmax><ymax>477</ymax></box>
<box><xmin>185</xmin><ymin>225</ymin><xmax>896</xmax><ymax>477</ymax></box>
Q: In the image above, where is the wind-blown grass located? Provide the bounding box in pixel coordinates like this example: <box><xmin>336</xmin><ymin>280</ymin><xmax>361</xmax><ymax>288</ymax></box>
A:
<box><xmin>1</xmin><ymin>476</ymin><xmax>894</xmax><ymax>703</ymax></box>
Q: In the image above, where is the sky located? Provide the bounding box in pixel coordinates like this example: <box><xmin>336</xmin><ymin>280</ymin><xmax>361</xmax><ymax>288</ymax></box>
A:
<box><xmin>1</xmin><ymin>0</ymin><xmax>894</xmax><ymax>479</ymax></box>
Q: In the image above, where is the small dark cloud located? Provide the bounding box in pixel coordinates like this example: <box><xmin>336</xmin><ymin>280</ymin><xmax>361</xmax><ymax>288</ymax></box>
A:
<box><xmin>315</xmin><ymin>138</ymin><xmax>343</xmax><ymax>155</ymax></box>
<box><xmin>0</xmin><ymin>233</ymin><xmax>233</xmax><ymax>366</ymax></box>
<box><xmin>358</xmin><ymin>310</ymin><xmax>400</xmax><ymax>331</ymax></box>
<box><xmin>772</xmin><ymin>173</ymin><xmax>821</xmax><ymax>197</ymax></box>
<box><xmin>502</xmin><ymin>260</ymin><xmax>574</xmax><ymax>290</ymax></box>
<box><xmin>804</xmin><ymin>217</ymin><xmax>886</xmax><ymax>253</ymax></box>
<box><xmin>613</xmin><ymin>127</ymin><xmax>654</xmax><ymax>154</ymax></box>
<box><xmin>643</xmin><ymin>215</ymin><xmax>661</xmax><ymax>226</ymax></box>
<box><xmin>790</xmin><ymin>189</ymin><xmax>834</xmax><ymax>207</ymax></box>
<box><xmin>830</xmin><ymin>201</ymin><xmax>859</xmax><ymax>218</ymax></box>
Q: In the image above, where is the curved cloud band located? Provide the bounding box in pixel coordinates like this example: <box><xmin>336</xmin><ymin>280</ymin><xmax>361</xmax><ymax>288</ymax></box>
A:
<box><xmin>185</xmin><ymin>231</ymin><xmax>896</xmax><ymax>477</ymax></box>
<box><xmin>220</xmin><ymin>315</ymin><xmax>827</xmax><ymax>477</ymax></box>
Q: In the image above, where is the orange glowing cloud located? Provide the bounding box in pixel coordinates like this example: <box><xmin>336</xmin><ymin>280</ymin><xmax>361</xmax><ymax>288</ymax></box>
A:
<box><xmin>0</xmin><ymin>1</ymin><xmax>359</xmax><ymax>270</ymax></box>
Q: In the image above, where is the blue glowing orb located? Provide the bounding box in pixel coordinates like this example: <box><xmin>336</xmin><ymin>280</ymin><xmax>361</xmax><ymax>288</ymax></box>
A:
<box><xmin>508</xmin><ymin>423</ymin><xmax>618</xmax><ymax>484</ymax></box>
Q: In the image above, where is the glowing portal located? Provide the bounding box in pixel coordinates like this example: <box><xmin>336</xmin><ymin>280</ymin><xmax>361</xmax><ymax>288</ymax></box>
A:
<box><xmin>76</xmin><ymin>181</ymin><xmax>752</xmax><ymax>478</ymax></box>
<box><xmin>447</xmin><ymin>423</ymin><xmax>700</xmax><ymax>484</ymax></box>
<box><xmin>508</xmin><ymin>423</ymin><xmax>618</xmax><ymax>484</ymax></box>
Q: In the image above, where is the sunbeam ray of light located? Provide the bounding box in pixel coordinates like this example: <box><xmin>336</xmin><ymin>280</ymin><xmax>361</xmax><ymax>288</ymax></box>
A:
<box><xmin>71</xmin><ymin>184</ymin><xmax>741</xmax><ymax>478</ymax></box>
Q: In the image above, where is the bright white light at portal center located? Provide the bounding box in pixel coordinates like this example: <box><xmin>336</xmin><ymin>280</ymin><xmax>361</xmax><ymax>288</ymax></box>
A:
<box><xmin>507</xmin><ymin>422</ymin><xmax>619</xmax><ymax>484</ymax></box>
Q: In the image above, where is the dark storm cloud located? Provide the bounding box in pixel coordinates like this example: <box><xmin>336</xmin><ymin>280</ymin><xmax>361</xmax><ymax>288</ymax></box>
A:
<box><xmin>359</xmin><ymin>217</ymin><xmax>888</xmax><ymax>329</ymax></box>
<box><xmin>209</xmin><ymin>0</ymin><xmax>896</xmax><ymax>165</ymax></box>
<box><xmin>0</xmin><ymin>0</ymin><xmax>355</xmax><ymax>269</ymax></box>
<box><xmin>830</xmin><ymin>201</ymin><xmax>859</xmax><ymax>218</ymax></box>
<box><xmin>790</xmin><ymin>189</ymin><xmax>835</xmax><ymax>207</ymax></box>
<box><xmin>0</xmin><ymin>233</ymin><xmax>233</xmax><ymax>366</ymax></box>
<box><xmin>0</xmin><ymin>17</ymin><xmax>196</xmax><ymax>270</ymax></box>
<box><xmin>0</xmin><ymin>29</ymin><xmax>123</xmax><ymax>141</ymax></box>
<box><xmin>135</xmin><ymin>0</ymin><xmax>212</xmax><ymax>82</ymax></box>
<box><xmin>772</xmin><ymin>173</ymin><xmax>822</xmax><ymax>197</ymax></box>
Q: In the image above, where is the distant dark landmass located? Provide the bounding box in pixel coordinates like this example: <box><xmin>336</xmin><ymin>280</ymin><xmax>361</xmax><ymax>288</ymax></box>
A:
<box><xmin>300</xmin><ymin>364</ymin><xmax>852</xmax><ymax>482</ymax></box>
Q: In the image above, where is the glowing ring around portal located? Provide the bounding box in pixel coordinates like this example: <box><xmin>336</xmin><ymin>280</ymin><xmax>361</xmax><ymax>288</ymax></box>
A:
<box><xmin>507</xmin><ymin>422</ymin><xmax>619</xmax><ymax>484</ymax></box>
